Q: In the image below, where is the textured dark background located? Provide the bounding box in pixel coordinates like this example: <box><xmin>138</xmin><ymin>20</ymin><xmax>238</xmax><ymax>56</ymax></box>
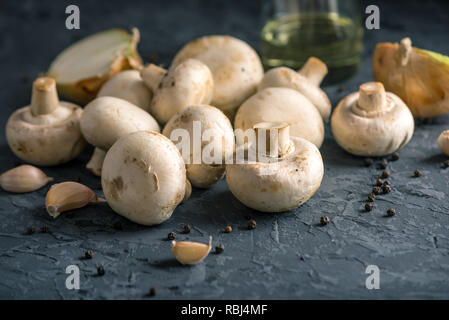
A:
<box><xmin>1</xmin><ymin>0</ymin><xmax>449</xmax><ymax>299</ymax></box>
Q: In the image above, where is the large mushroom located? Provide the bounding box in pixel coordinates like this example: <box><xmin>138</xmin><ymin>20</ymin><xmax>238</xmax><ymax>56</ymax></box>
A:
<box><xmin>331</xmin><ymin>82</ymin><xmax>414</xmax><ymax>156</ymax></box>
<box><xmin>234</xmin><ymin>87</ymin><xmax>324</xmax><ymax>148</ymax></box>
<box><xmin>102</xmin><ymin>131</ymin><xmax>186</xmax><ymax>226</ymax></box>
<box><xmin>6</xmin><ymin>77</ymin><xmax>86</xmax><ymax>166</ymax></box>
<box><xmin>172</xmin><ymin>35</ymin><xmax>264</xmax><ymax>119</ymax></box>
<box><xmin>97</xmin><ymin>70</ymin><xmax>152</xmax><ymax>112</ymax></box>
<box><xmin>141</xmin><ymin>59</ymin><xmax>213</xmax><ymax>124</ymax></box>
<box><xmin>226</xmin><ymin>121</ymin><xmax>324</xmax><ymax>212</ymax></box>
<box><xmin>80</xmin><ymin>96</ymin><xmax>160</xmax><ymax>176</ymax></box>
<box><xmin>162</xmin><ymin>105</ymin><xmax>235</xmax><ymax>188</ymax></box>
<box><xmin>258</xmin><ymin>57</ymin><xmax>331</xmax><ymax>122</ymax></box>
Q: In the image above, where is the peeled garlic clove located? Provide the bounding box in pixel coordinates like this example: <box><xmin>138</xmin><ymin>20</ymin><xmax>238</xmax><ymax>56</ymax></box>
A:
<box><xmin>45</xmin><ymin>181</ymin><xmax>105</xmax><ymax>218</ymax></box>
<box><xmin>172</xmin><ymin>236</ymin><xmax>212</xmax><ymax>265</ymax></box>
<box><xmin>0</xmin><ymin>165</ymin><xmax>53</xmax><ymax>193</ymax></box>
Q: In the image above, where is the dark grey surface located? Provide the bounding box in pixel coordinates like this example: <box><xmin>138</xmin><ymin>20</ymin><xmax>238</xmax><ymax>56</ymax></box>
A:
<box><xmin>1</xmin><ymin>0</ymin><xmax>449</xmax><ymax>299</ymax></box>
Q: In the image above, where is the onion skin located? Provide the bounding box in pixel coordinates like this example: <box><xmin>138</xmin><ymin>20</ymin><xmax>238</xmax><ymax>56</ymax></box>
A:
<box><xmin>373</xmin><ymin>39</ymin><xmax>449</xmax><ymax>118</ymax></box>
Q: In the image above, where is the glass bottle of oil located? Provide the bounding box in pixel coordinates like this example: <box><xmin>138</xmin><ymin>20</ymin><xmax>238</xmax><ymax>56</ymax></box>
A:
<box><xmin>261</xmin><ymin>0</ymin><xmax>363</xmax><ymax>84</ymax></box>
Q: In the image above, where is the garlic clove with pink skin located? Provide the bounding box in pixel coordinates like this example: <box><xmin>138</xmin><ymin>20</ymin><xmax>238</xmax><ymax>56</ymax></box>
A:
<box><xmin>0</xmin><ymin>165</ymin><xmax>53</xmax><ymax>193</ymax></box>
<box><xmin>45</xmin><ymin>181</ymin><xmax>105</xmax><ymax>218</ymax></box>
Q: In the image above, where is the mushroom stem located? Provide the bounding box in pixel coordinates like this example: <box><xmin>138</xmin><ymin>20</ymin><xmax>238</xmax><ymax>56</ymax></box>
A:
<box><xmin>253</xmin><ymin>121</ymin><xmax>291</xmax><ymax>158</ymax></box>
<box><xmin>298</xmin><ymin>57</ymin><xmax>328</xmax><ymax>86</ymax></box>
<box><xmin>86</xmin><ymin>148</ymin><xmax>106</xmax><ymax>177</ymax></box>
<box><xmin>399</xmin><ymin>37</ymin><xmax>412</xmax><ymax>66</ymax></box>
<box><xmin>31</xmin><ymin>77</ymin><xmax>60</xmax><ymax>116</ymax></box>
<box><xmin>141</xmin><ymin>64</ymin><xmax>167</xmax><ymax>92</ymax></box>
<box><xmin>357</xmin><ymin>82</ymin><xmax>388</xmax><ymax>113</ymax></box>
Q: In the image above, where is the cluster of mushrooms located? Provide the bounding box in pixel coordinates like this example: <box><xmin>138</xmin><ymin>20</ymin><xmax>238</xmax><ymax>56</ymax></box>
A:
<box><xmin>2</xmin><ymin>30</ymin><xmax>449</xmax><ymax>264</ymax></box>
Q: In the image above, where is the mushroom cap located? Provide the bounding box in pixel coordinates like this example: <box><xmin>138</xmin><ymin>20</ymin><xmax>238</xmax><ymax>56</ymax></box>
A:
<box><xmin>258</xmin><ymin>67</ymin><xmax>331</xmax><ymax>122</ymax></box>
<box><xmin>97</xmin><ymin>70</ymin><xmax>152</xmax><ymax>112</ymax></box>
<box><xmin>234</xmin><ymin>88</ymin><xmax>324</xmax><ymax>148</ymax></box>
<box><xmin>80</xmin><ymin>96</ymin><xmax>160</xmax><ymax>150</ymax></box>
<box><xmin>162</xmin><ymin>105</ymin><xmax>235</xmax><ymax>188</ymax></box>
<box><xmin>102</xmin><ymin>131</ymin><xmax>186</xmax><ymax>226</ymax></box>
<box><xmin>150</xmin><ymin>59</ymin><xmax>213</xmax><ymax>124</ymax></box>
<box><xmin>331</xmin><ymin>85</ymin><xmax>414</xmax><ymax>156</ymax></box>
<box><xmin>438</xmin><ymin>130</ymin><xmax>449</xmax><ymax>156</ymax></box>
<box><xmin>172</xmin><ymin>36</ymin><xmax>264</xmax><ymax>116</ymax></box>
<box><xmin>226</xmin><ymin>137</ymin><xmax>324</xmax><ymax>212</ymax></box>
<box><xmin>6</xmin><ymin>102</ymin><xmax>86</xmax><ymax>166</ymax></box>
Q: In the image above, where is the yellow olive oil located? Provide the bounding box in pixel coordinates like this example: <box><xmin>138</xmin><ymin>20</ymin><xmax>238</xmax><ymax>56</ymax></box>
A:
<box><xmin>261</xmin><ymin>12</ymin><xmax>363</xmax><ymax>83</ymax></box>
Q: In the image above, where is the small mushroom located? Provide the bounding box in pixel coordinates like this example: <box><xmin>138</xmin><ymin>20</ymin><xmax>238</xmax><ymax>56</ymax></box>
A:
<box><xmin>226</xmin><ymin>121</ymin><xmax>324</xmax><ymax>212</ymax></box>
<box><xmin>331</xmin><ymin>82</ymin><xmax>414</xmax><ymax>156</ymax></box>
<box><xmin>141</xmin><ymin>59</ymin><xmax>213</xmax><ymax>124</ymax></box>
<box><xmin>172</xmin><ymin>35</ymin><xmax>264</xmax><ymax>119</ymax></box>
<box><xmin>234</xmin><ymin>87</ymin><xmax>324</xmax><ymax>148</ymax></box>
<box><xmin>97</xmin><ymin>70</ymin><xmax>152</xmax><ymax>112</ymax></box>
<box><xmin>80</xmin><ymin>96</ymin><xmax>160</xmax><ymax>176</ymax></box>
<box><xmin>162</xmin><ymin>105</ymin><xmax>235</xmax><ymax>188</ymax></box>
<box><xmin>438</xmin><ymin>130</ymin><xmax>449</xmax><ymax>156</ymax></box>
<box><xmin>101</xmin><ymin>131</ymin><xmax>186</xmax><ymax>226</ymax></box>
<box><xmin>6</xmin><ymin>77</ymin><xmax>86</xmax><ymax>166</ymax></box>
<box><xmin>258</xmin><ymin>57</ymin><xmax>331</xmax><ymax>122</ymax></box>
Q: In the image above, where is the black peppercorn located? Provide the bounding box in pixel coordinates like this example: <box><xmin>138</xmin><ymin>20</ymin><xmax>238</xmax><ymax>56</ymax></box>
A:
<box><xmin>167</xmin><ymin>232</ymin><xmax>176</xmax><ymax>240</ymax></box>
<box><xmin>443</xmin><ymin>160</ymin><xmax>449</xmax><ymax>168</ymax></box>
<box><xmin>382</xmin><ymin>184</ymin><xmax>392</xmax><ymax>194</ymax></box>
<box><xmin>85</xmin><ymin>250</ymin><xmax>94</xmax><ymax>259</ymax></box>
<box><xmin>380</xmin><ymin>158</ymin><xmax>388</xmax><ymax>169</ymax></box>
<box><xmin>391</xmin><ymin>152</ymin><xmax>400</xmax><ymax>161</ymax></box>
<box><xmin>372</xmin><ymin>186</ymin><xmax>381</xmax><ymax>195</ymax></box>
<box><xmin>376</xmin><ymin>178</ymin><xmax>383</xmax><ymax>186</ymax></box>
<box><xmin>364</xmin><ymin>158</ymin><xmax>373</xmax><ymax>167</ymax></box>
<box><xmin>149</xmin><ymin>287</ymin><xmax>156</xmax><ymax>297</ymax></box>
<box><xmin>381</xmin><ymin>170</ymin><xmax>390</xmax><ymax>179</ymax></box>
<box><xmin>224</xmin><ymin>226</ymin><xmax>232</xmax><ymax>233</ymax></box>
<box><xmin>97</xmin><ymin>266</ymin><xmax>105</xmax><ymax>276</ymax></box>
<box><xmin>382</xmin><ymin>180</ymin><xmax>390</xmax><ymax>186</ymax></box>
<box><xmin>26</xmin><ymin>226</ymin><xmax>35</xmax><ymax>235</ymax></box>
<box><xmin>367</xmin><ymin>193</ymin><xmax>376</xmax><ymax>202</ymax></box>
<box><xmin>182</xmin><ymin>224</ymin><xmax>191</xmax><ymax>234</ymax></box>
<box><xmin>320</xmin><ymin>216</ymin><xmax>330</xmax><ymax>226</ymax></box>
<box><xmin>215</xmin><ymin>244</ymin><xmax>225</xmax><ymax>254</ymax></box>
<box><xmin>365</xmin><ymin>202</ymin><xmax>374</xmax><ymax>212</ymax></box>
<box><xmin>248</xmin><ymin>219</ymin><xmax>257</xmax><ymax>230</ymax></box>
<box><xmin>414</xmin><ymin>169</ymin><xmax>422</xmax><ymax>177</ymax></box>
<box><xmin>386</xmin><ymin>208</ymin><xmax>396</xmax><ymax>217</ymax></box>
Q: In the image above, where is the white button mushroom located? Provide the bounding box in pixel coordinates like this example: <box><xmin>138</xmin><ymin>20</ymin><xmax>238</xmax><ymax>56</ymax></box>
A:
<box><xmin>141</xmin><ymin>59</ymin><xmax>213</xmax><ymax>124</ymax></box>
<box><xmin>162</xmin><ymin>105</ymin><xmax>235</xmax><ymax>188</ymax></box>
<box><xmin>101</xmin><ymin>131</ymin><xmax>186</xmax><ymax>226</ymax></box>
<box><xmin>438</xmin><ymin>130</ymin><xmax>449</xmax><ymax>156</ymax></box>
<box><xmin>6</xmin><ymin>77</ymin><xmax>86</xmax><ymax>166</ymax></box>
<box><xmin>97</xmin><ymin>70</ymin><xmax>152</xmax><ymax>112</ymax></box>
<box><xmin>331</xmin><ymin>82</ymin><xmax>415</xmax><ymax>156</ymax></box>
<box><xmin>258</xmin><ymin>57</ymin><xmax>331</xmax><ymax>122</ymax></box>
<box><xmin>172</xmin><ymin>36</ymin><xmax>264</xmax><ymax>119</ymax></box>
<box><xmin>234</xmin><ymin>87</ymin><xmax>325</xmax><ymax>148</ymax></box>
<box><xmin>226</xmin><ymin>122</ymin><xmax>324</xmax><ymax>212</ymax></box>
<box><xmin>80</xmin><ymin>96</ymin><xmax>160</xmax><ymax>176</ymax></box>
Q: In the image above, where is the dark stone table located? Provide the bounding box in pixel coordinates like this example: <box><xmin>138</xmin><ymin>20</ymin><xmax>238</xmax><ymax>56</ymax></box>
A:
<box><xmin>1</xmin><ymin>0</ymin><xmax>448</xmax><ymax>299</ymax></box>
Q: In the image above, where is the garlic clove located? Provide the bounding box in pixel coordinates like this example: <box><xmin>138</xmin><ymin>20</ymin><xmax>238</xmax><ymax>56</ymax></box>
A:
<box><xmin>172</xmin><ymin>236</ymin><xmax>212</xmax><ymax>265</ymax></box>
<box><xmin>0</xmin><ymin>165</ymin><xmax>53</xmax><ymax>193</ymax></box>
<box><xmin>45</xmin><ymin>181</ymin><xmax>105</xmax><ymax>218</ymax></box>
